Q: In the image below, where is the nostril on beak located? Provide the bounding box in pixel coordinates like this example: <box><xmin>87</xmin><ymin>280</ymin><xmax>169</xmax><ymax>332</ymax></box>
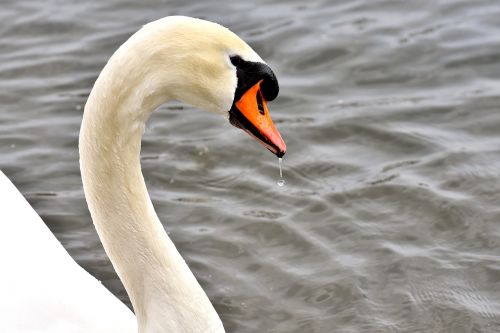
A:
<box><xmin>256</xmin><ymin>92</ymin><xmax>265</xmax><ymax>115</ymax></box>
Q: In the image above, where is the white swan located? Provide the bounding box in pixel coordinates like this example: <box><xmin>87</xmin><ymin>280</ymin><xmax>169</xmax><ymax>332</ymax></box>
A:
<box><xmin>0</xmin><ymin>16</ymin><xmax>285</xmax><ymax>333</ymax></box>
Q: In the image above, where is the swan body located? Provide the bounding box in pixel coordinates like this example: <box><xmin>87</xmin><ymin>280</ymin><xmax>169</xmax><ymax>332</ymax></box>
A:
<box><xmin>0</xmin><ymin>16</ymin><xmax>285</xmax><ymax>332</ymax></box>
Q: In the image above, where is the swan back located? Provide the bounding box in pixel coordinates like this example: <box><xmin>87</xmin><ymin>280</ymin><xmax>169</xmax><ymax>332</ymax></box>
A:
<box><xmin>0</xmin><ymin>170</ymin><xmax>136</xmax><ymax>332</ymax></box>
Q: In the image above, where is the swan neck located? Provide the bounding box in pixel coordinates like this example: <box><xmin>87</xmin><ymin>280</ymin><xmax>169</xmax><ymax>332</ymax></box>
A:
<box><xmin>79</xmin><ymin>39</ymin><xmax>224</xmax><ymax>332</ymax></box>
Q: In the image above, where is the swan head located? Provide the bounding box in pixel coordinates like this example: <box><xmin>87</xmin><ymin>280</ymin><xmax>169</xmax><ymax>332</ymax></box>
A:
<box><xmin>134</xmin><ymin>16</ymin><xmax>286</xmax><ymax>157</ymax></box>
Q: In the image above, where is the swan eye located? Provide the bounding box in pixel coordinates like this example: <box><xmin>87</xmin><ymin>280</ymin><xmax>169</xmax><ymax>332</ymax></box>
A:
<box><xmin>256</xmin><ymin>91</ymin><xmax>265</xmax><ymax>115</ymax></box>
<box><xmin>230</xmin><ymin>55</ymin><xmax>242</xmax><ymax>66</ymax></box>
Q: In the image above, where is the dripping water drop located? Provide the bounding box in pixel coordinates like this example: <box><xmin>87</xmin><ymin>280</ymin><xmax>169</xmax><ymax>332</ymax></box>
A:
<box><xmin>277</xmin><ymin>157</ymin><xmax>286</xmax><ymax>187</ymax></box>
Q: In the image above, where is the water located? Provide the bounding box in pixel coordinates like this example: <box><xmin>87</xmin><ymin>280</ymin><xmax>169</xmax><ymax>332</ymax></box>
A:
<box><xmin>1</xmin><ymin>0</ymin><xmax>500</xmax><ymax>332</ymax></box>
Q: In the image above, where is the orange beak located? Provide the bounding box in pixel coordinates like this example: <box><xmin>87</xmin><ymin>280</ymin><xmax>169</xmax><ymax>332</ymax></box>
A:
<box><xmin>229</xmin><ymin>81</ymin><xmax>286</xmax><ymax>157</ymax></box>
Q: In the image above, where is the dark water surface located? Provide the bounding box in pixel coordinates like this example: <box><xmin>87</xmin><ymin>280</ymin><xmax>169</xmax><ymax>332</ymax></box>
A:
<box><xmin>2</xmin><ymin>0</ymin><xmax>500</xmax><ymax>332</ymax></box>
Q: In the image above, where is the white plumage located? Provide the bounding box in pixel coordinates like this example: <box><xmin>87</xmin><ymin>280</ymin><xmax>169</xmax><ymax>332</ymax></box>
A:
<box><xmin>0</xmin><ymin>16</ymin><xmax>270</xmax><ymax>332</ymax></box>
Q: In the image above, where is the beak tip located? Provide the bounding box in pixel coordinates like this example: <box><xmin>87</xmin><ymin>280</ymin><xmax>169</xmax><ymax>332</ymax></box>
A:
<box><xmin>275</xmin><ymin>140</ymin><xmax>286</xmax><ymax>158</ymax></box>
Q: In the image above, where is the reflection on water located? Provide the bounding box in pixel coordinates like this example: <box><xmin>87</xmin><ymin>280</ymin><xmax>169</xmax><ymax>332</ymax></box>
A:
<box><xmin>2</xmin><ymin>0</ymin><xmax>500</xmax><ymax>332</ymax></box>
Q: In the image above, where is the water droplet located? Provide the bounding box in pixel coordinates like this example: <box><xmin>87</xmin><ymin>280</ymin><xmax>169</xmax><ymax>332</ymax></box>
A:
<box><xmin>277</xmin><ymin>157</ymin><xmax>285</xmax><ymax>187</ymax></box>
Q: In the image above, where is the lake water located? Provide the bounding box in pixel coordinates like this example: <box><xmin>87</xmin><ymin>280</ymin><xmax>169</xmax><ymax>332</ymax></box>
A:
<box><xmin>2</xmin><ymin>0</ymin><xmax>500</xmax><ymax>332</ymax></box>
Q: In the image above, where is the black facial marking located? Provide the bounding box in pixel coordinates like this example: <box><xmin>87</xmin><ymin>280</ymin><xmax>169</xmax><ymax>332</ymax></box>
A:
<box><xmin>230</xmin><ymin>55</ymin><xmax>279</xmax><ymax>103</ymax></box>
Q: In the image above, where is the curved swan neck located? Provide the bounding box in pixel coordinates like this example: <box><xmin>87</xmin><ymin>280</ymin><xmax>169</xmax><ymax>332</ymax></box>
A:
<box><xmin>79</xmin><ymin>20</ymin><xmax>225</xmax><ymax>333</ymax></box>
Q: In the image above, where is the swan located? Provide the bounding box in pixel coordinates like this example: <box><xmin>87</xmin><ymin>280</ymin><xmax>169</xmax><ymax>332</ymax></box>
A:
<box><xmin>0</xmin><ymin>16</ymin><xmax>285</xmax><ymax>332</ymax></box>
